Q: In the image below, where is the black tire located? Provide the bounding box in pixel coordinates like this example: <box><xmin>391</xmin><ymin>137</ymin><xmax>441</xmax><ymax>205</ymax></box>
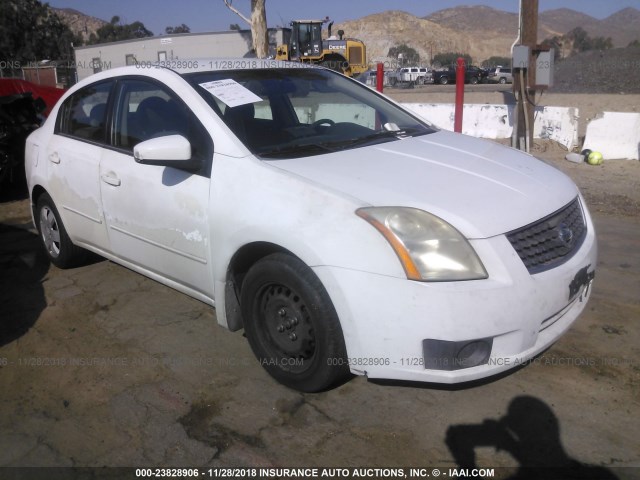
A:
<box><xmin>439</xmin><ymin>76</ymin><xmax>449</xmax><ymax>85</ymax></box>
<box><xmin>240</xmin><ymin>253</ymin><xmax>350</xmax><ymax>392</ymax></box>
<box><xmin>499</xmin><ymin>77</ymin><xmax>507</xmax><ymax>84</ymax></box>
<box><xmin>36</xmin><ymin>193</ymin><xmax>87</xmax><ymax>268</ymax></box>
<box><xmin>470</xmin><ymin>76</ymin><xmax>479</xmax><ymax>85</ymax></box>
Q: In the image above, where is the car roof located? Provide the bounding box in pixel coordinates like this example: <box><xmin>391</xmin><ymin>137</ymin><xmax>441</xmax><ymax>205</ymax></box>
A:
<box><xmin>63</xmin><ymin>58</ymin><xmax>326</xmax><ymax>97</ymax></box>
<box><xmin>160</xmin><ymin>58</ymin><xmax>321</xmax><ymax>75</ymax></box>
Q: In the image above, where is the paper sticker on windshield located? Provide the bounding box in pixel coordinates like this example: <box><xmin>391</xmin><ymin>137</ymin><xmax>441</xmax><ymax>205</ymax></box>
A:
<box><xmin>198</xmin><ymin>79</ymin><xmax>262</xmax><ymax>108</ymax></box>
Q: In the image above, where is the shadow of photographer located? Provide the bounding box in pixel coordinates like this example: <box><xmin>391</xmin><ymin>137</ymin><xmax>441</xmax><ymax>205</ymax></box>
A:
<box><xmin>0</xmin><ymin>223</ymin><xmax>49</xmax><ymax>347</ymax></box>
<box><xmin>446</xmin><ymin>395</ymin><xmax>618</xmax><ymax>480</ymax></box>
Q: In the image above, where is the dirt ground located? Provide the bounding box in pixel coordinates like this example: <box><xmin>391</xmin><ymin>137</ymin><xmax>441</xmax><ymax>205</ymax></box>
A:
<box><xmin>0</xmin><ymin>88</ymin><xmax>639</xmax><ymax>478</ymax></box>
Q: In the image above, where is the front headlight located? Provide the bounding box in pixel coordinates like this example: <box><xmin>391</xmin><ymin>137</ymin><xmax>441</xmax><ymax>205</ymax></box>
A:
<box><xmin>356</xmin><ymin>207</ymin><xmax>488</xmax><ymax>281</ymax></box>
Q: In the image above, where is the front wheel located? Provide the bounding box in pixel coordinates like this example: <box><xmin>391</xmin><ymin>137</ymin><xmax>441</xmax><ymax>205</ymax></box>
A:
<box><xmin>499</xmin><ymin>77</ymin><xmax>507</xmax><ymax>84</ymax></box>
<box><xmin>36</xmin><ymin>193</ymin><xmax>87</xmax><ymax>268</ymax></box>
<box><xmin>439</xmin><ymin>76</ymin><xmax>449</xmax><ymax>85</ymax></box>
<box><xmin>241</xmin><ymin>253</ymin><xmax>350</xmax><ymax>392</ymax></box>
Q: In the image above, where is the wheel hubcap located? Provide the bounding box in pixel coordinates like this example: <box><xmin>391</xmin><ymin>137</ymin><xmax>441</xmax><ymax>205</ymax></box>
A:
<box><xmin>260</xmin><ymin>285</ymin><xmax>315</xmax><ymax>361</ymax></box>
<box><xmin>40</xmin><ymin>206</ymin><xmax>61</xmax><ymax>258</ymax></box>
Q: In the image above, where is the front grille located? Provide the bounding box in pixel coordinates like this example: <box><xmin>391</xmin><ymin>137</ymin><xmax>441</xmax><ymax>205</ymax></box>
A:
<box><xmin>348</xmin><ymin>46</ymin><xmax>363</xmax><ymax>65</ymax></box>
<box><xmin>507</xmin><ymin>197</ymin><xmax>586</xmax><ymax>274</ymax></box>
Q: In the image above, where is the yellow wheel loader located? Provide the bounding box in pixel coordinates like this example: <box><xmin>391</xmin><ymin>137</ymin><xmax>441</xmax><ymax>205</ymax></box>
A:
<box><xmin>276</xmin><ymin>20</ymin><xmax>367</xmax><ymax>77</ymax></box>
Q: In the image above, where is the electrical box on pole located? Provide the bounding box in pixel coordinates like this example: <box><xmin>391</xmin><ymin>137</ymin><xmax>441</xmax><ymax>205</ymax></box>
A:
<box><xmin>512</xmin><ymin>45</ymin><xmax>530</xmax><ymax>69</ymax></box>
<box><xmin>535</xmin><ymin>48</ymin><xmax>554</xmax><ymax>88</ymax></box>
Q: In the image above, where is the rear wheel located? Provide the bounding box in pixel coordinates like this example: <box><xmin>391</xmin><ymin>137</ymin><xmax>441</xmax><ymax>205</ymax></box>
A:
<box><xmin>439</xmin><ymin>76</ymin><xmax>449</xmax><ymax>85</ymax></box>
<box><xmin>241</xmin><ymin>253</ymin><xmax>350</xmax><ymax>392</ymax></box>
<box><xmin>499</xmin><ymin>77</ymin><xmax>507</xmax><ymax>84</ymax></box>
<box><xmin>36</xmin><ymin>193</ymin><xmax>87</xmax><ymax>268</ymax></box>
<box><xmin>469</xmin><ymin>76</ymin><xmax>479</xmax><ymax>85</ymax></box>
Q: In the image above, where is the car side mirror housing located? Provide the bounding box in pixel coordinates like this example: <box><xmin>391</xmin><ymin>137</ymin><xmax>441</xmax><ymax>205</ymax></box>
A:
<box><xmin>133</xmin><ymin>135</ymin><xmax>201</xmax><ymax>171</ymax></box>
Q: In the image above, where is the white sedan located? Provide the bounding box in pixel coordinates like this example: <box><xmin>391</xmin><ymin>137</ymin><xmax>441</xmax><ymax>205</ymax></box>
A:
<box><xmin>25</xmin><ymin>59</ymin><xmax>596</xmax><ymax>392</ymax></box>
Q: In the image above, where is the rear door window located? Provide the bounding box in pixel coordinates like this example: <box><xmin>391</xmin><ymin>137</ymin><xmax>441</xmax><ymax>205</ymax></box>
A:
<box><xmin>56</xmin><ymin>81</ymin><xmax>113</xmax><ymax>143</ymax></box>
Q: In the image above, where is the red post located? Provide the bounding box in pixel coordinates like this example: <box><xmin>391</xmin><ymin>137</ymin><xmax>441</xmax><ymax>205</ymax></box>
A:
<box><xmin>454</xmin><ymin>57</ymin><xmax>465</xmax><ymax>133</ymax></box>
<box><xmin>376</xmin><ymin>62</ymin><xmax>384</xmax><ymax>93</ymax></box>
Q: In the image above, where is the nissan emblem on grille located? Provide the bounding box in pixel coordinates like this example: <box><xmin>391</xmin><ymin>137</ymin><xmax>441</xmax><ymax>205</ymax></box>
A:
<box><xmin>557</xmin><ymin>223</ymin><xmax>574</xmax><ymax>245</ymax></box>
<box><xmin>506</xmin><ymin>198</ymin><xmax>587</xmax><ymax>274</ymax></box>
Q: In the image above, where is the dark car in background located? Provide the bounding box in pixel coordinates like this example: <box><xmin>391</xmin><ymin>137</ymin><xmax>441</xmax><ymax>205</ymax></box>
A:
<box><xmin>433</xmin><ymin>65</ymin><xmax>487</xmax><ymax>85</ymax></box>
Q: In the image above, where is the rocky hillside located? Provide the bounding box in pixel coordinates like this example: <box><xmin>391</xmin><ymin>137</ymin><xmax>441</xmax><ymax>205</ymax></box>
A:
<box><xmin>51</xmin><ymin>7</ymin><xmax>107</xmax><ymax>44</ymax></box>
<box><xmin>538</xmin><ymin>8</ymin><xmax>595</xmax><ymax>38</ymax></box>
<box><xmin>425</xmin><ymin>6</ymin><xmax>518</xmax><ymax>37</ymax></box>
<box><xmin>425</xmin><ymin>5</ymin><xmax>639</xmax><ymax>48</ymax></box>
<box><xmin>334</xmin><ymin>10</ymin><xmax>504</xmax><ymax>66</ymax></box>
<box><xmin>336</xmin><ymin>6</ymin><xmax>640</xmax><ymax>65</ymax></box>
<box><xmin>579</xmin><ymin>7</ymin><xmax>640</xmax><ymax>48</ymax></box>
<box><xmin>424</xmin><ymin>6</ymin><xmax>601</xmax><ymax>42</ymax></box>
<box><xmin>51</xmin><ymin>4</ymin><xmax>640</xmax><ymax>66</ymax></box>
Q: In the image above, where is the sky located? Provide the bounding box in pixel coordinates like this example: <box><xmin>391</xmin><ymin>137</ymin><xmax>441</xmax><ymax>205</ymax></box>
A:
<box><xmin>46</xmin><ymin>0</ymin><xmax>640</xmax><ymax>36</ymax></box>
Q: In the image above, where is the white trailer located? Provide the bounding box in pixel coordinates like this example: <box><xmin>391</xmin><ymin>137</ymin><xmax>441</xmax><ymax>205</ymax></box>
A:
<box><xmin>74</xmin><ymin>28</ymin><xmax>289</xmax><ymax>81</ymax></box>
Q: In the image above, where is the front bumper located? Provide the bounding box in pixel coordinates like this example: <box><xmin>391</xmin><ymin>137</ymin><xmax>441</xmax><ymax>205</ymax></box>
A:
<box><xmin>313</xmin><ymin>206</ymin><xmax>597</xmax><ymax>384</ymax></box>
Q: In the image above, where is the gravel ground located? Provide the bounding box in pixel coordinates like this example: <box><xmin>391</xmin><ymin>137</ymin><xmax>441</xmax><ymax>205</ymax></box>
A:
<box><xmin>553</xmin><ymin>47</ymin><xmax>640</xmax><ymax>94</ymax></box>
<box><xmin>531</xmin><ymin>139</ymin><xmax>640</xmax><ymax>217</ymax></box>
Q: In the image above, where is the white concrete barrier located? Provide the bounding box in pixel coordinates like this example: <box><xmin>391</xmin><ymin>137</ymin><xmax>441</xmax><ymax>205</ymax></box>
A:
<box><xmin>403</xmin><ymin>103</ymin><xmax>579</xmax><ymax>151</ymax></box>
<box><xmin>403</xmin><ymin>103</ymin><xmax>512</xmax><ymax>139</ymax></box>
<box><xmin>582</xmin><ymin>112</ymin><xmax>640</xmax><ymax>160</ymax></box>
<box><xmin>535</xmin><ymin>106</ymin><xmax>580</xmax><ymax>151</ymax></box>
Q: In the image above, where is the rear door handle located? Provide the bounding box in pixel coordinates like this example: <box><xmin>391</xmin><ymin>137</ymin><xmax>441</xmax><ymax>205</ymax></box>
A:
<box><xmin>49</xmin><ymin>152</ymin><xmax>60</xmax><ymax>164</ymax></box>
<box><xmin>101</xmin><ymin>173</ymin><xmax>121</xmax><ymax>187</ymax></box>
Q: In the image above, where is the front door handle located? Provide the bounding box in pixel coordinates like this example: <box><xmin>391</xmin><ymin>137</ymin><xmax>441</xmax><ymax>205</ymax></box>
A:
<box><xmin>101</xmin><ymin>173</ymin><xmax>121</xmax><ymax>187</ymax></box>
<box><xmin>49</xmin><ymin>152</ymin><xmax>60</xmax><ymax>164</ymax></box>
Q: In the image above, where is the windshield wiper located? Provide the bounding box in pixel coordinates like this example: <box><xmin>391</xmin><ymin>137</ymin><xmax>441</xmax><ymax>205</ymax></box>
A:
<box><xmin>257</xmin><ymin>141</ymin><xmax>337</xmax><ymax>159</ymax></box>
<box><xmin>326</xmin><ymin>127</ymin><xmax>424</xmax><ymax>149</ymax></box>
<box><xmin>257</xmin><ymin>127</ymin><xmax>427</xmax><ymax>159</ymax></box>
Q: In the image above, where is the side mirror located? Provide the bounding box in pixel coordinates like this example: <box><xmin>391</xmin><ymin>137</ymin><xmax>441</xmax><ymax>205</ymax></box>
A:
<box><xmin>33</xmin><ymin>97</ymin><xmax>47</xmax><ymax>114</ymax></box>
<box><xmin>133</xmin><ymin>135</ymin><xmax>201</xmax><ymax>171</ymax></box>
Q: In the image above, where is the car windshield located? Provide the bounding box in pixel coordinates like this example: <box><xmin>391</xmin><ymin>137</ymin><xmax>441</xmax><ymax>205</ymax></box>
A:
<box><xmin>184</xmin><ymin>68</ymin><xmax>436</xmax><ymax>159</ymax></box>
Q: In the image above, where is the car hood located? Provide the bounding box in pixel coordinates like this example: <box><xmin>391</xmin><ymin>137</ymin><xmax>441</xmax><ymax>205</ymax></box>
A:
<box><xmin>267</xmin><ymin>130</ymin><xmax>578</xmax><ymax>239</ymax></box>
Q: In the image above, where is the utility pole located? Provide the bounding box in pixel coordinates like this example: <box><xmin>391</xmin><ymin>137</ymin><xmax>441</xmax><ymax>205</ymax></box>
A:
<box><xmin>513</xmin><ymin>0</ymin><xmax>538</xmax><ymax>151</ymax></box>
